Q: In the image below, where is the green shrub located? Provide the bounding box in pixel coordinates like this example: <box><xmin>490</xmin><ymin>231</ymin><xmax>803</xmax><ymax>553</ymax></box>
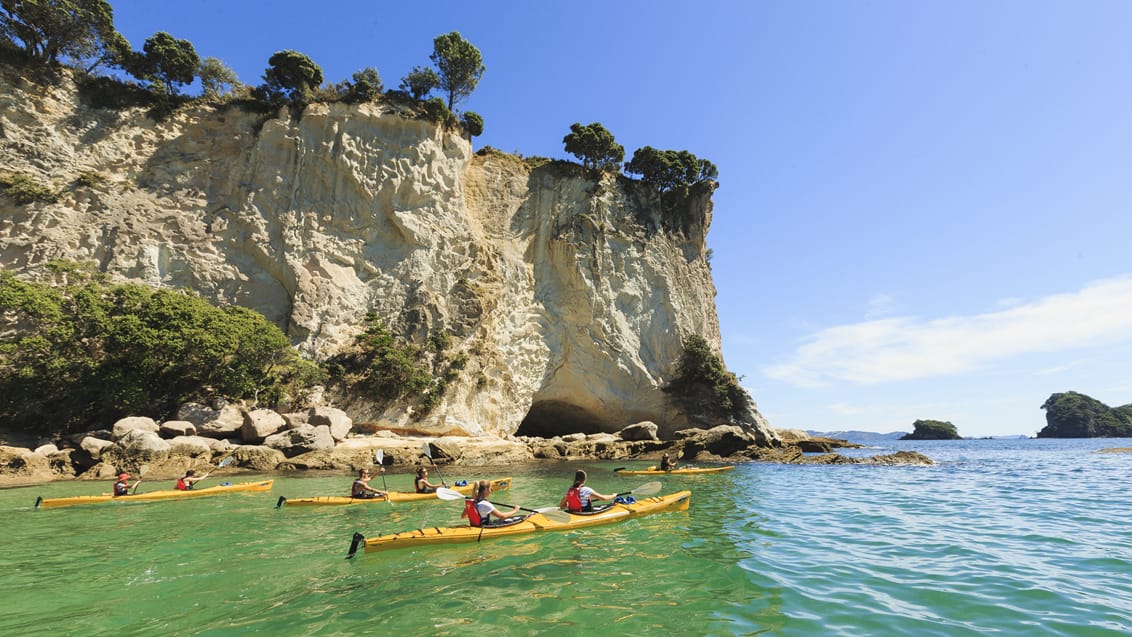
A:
<box><xmin>665</xmin><ymin>334</ymin><xmax>751</xmax><ymax>422</ymax></box>
<box><xmin>461</xmin><ymin>111</ymin><xmax>484</xmax><ymax>136</ymax></box>
<box><xmin>325</xmin><ymin>314</ymin><xmax>431</xmax><ymax>402</ymax></box>
<box><xmin>74</xmin><ymin>171</ymin><xmax>107</xmax><ymax>188</ymax></box>
<box><xmin>0</xmin><ymin>172</ymin><xmax>58</xmax><ymax>204</ymax></box>
<box><xmin>0</xmin><ymin>270</ymin><xmax>320</xmax><ymax>433</ymax></box>
<box><xmin>421</xmin><ymin>96</ymin><xmax>450</xmax><ymax>123</ymax></box>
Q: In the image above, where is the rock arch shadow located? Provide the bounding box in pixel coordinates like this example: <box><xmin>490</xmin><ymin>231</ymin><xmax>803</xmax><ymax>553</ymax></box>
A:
<box><xmin>516</xmin><ymin>399</ymin><xmax>606</xmax><ymax>438</ymax></box>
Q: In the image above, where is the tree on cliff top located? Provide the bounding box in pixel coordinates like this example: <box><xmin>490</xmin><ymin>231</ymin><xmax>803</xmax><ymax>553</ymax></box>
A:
<box><xmin>399</xmin><ymin>64</ymin><xmax>439</xmax><ymax>101</ymax></box>
<box><xmin>198</xmin><ymin>56</ymin><xmax>241</xmax><ymax>99</ymax></box>
<box><xmin>563</xmin><ymin>122</ymin><xmax>625</xmax><ymax>171</ymax></box>
<box><xmin>258</xmin><ymin>49</ymin><xmax>323</xmax><ymax>104</ymax></box>
<box><xmin>0</xmin><ymin>0</ymin><xmax>121</xmax><ymax>65</ymax></box>
<box><xmin>138</xmin><ymin>31</ymin><xmax>198</xmax><ymax>96</ymax></box>
<box><xmin>900</xmin><ymin>419</ymin><xmax>960</xmax><ymax>440</ymax></box>
<box><xmin>430</xmin><ymin>31</ymin><xmax>484</xmax><ymax>111</ymax></box>
<box><xmin>624</xmin><ymin>146</ymin><xmax>719</xmax><ymax>193</ymax></box>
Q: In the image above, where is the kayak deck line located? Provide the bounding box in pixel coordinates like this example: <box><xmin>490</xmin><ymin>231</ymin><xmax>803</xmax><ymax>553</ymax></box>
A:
<box><xmin>35</xmin><ymin>480</ymin><xmax>274</xmax><ymax>509</ymax></box>
<box><xmin>277</xmin><ymin>477</ymin><xmax>512</xmax><ymax>507</ymax></box>
<box><xmin>346</xmin><ymin>490</ymin><xmax>692</xmax><ymax>556</ymax></box>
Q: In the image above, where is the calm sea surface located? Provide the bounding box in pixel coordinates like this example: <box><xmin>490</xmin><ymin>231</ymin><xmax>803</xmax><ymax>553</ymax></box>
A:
<box><xmin>3</xmin><ymin>438</ymin><xmax>1131</xmax><ymax>636</ymax></box>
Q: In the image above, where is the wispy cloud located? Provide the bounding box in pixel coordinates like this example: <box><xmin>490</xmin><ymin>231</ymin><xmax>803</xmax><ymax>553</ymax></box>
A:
<box><xmin>826</xmin><ymin>402</ymin><xmax>866</xmax><ymax>415</ymax></box>
<box><xmin>764</xmin><ymin>275</ymin><xmax>1132</xmax><ymax>387</ymax></box>
<box><xmin>865</xmin><ymin>293</ymin><xmax>898</xmax><ymax>320</ymax></box>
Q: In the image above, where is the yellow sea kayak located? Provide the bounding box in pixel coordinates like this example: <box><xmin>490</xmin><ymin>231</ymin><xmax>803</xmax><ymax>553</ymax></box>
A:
<box><xmin>276</xmin><ymin>477</ymin><xmax>512</xmax><ymax>507</ymax></box>
<box><xmin>348</xmin><ymin>490</ymin><xmax>691</xmax><ymax>554</ymax></box>
<box><xmin>34</xmin><ymin>480</ymin><xmax>274</xmax><ymax>509</ymax></box>
<box><xmin>614</xmin><ymin>465</ymin><xmax>734</xmax><ymax>476</ymax></box>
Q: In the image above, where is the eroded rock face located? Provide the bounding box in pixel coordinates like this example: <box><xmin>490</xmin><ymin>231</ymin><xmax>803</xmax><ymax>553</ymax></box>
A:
<box><xmin>0</xmin><ymin>65</ymin><xmax>769</xmax><ymax>439</ymax></box>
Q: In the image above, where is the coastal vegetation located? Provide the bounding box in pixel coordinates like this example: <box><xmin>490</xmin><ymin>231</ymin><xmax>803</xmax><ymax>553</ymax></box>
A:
<box><xmin>0</xmin><ymin>266</ymin><xmax>320</xmax><ymax>434</ymax></box>
<box><xmin>900</xmin><ymin>419</ymin><xmax>961</xmax><ymax>440</ymax></box>
<box><xmin>1038</xmin><ymin>391</ymin><xmax>1132</xmax><ymax>438</ymax></box>
<box><xmin>666</xmin><ymin>335</ymin><xmax>752</xmax><ymax>423</ymax></box>
<box><xmin>323</xmin><ymin>314</ymin><xmax>462</xmax><ymax>419</ymax></box>
<box><xmin>563</xmin><ymin>122</ymin><xmax>624</xmax><ymax>171</ymax></box>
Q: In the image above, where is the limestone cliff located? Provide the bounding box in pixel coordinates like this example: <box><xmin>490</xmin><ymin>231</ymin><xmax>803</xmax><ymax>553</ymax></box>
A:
<box><xmin>0</xmin><ymin>65</ymin><xmax>773</xmax><ymax>440</ymax></box>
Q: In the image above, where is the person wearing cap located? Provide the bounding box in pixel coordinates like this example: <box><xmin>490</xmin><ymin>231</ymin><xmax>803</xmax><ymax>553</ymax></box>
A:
<box><xmin>350</xmin><ymin>468</ymin><xmax>386</xmax><ymax>499</ymax></box>
<box><xmin>659</xmin><ymin>452</ymin><xmax>679</xmax><ymax>471</ymax></box>
<box><xmin>113</xmin><ymin>472</ymin><xmax>141</xmax><ymax>496</ymax></box>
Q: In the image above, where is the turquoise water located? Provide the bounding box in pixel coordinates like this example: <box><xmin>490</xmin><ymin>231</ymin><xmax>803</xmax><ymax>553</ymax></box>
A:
<box><xmin>3</xmin><ymin>439</ymin><xmax>1131</xmax><ymax>636</ymax></box>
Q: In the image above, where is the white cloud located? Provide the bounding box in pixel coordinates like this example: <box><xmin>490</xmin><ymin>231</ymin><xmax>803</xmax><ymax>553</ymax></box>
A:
<box><xmin>764</xmin><ymin>275</ymin><xmax>1132</xmax><ymax>387</ymax></box>
<box><xmin>865</xmin><ymin>293</ymin><xmax>898</xmax><ymax>320</ymax></box>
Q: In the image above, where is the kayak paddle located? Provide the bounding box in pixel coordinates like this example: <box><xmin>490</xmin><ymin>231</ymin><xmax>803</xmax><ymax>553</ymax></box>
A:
<box><xmin>203</xmin><ymin>455</ymin><xmax>234</xmax><ymax>481</ymax></box>
<box><xmin>436</xmin><ymin>487</ymin><xmax>571</xmax><ymax>523</ymax></box>
<box><xmin>131</xmin><ymin>464</ymin><xmax>149</xmax><ymax>494</ymax></box>
<box><xmin>617</xmin><ymin>481</ymin><xmax>661</xmax><ymax>497</ymax></box>
<box><xmin>374</xmin><ymin>449</ymin><xmax>391</xmax><ymax>505</ymax></box>
<box><xmin>420</xmin><ymin>442</ymin><xmax>449</xmax><ymax>487</ymax></box>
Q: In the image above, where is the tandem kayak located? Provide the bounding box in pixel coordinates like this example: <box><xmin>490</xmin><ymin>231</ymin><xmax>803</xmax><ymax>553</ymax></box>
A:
<box><xmin>614</xmin><ymin>465</ymin><xmax>734</xmax><ymax>476</ymax></box>
<box><xmin>347</xmin><ymin>490</ymin><xmax>691</xmax><ymax>555</ymax></box>
<box><xmin>34</xmin><ymin>480</ymin><xmax>275</xmax><ymax>509</ymax></box>
<box><xmin>275</xmin><ymin>477</ymin><xmax>513</xmax><ymax>507</ymax></box>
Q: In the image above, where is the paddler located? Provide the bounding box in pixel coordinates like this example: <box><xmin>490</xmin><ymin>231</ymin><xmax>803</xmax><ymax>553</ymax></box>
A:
<box><xmin>461</xmin><ymin>479</ymin><xmax>520</xmax><ymax>527</ymax></box>
<box><xmin>659</xmin><ymin>452</ymin><xmax>679</xmax><ymax>471</ymax></box>
<box><xmin>414</xmin><ymin>467</ymin><xmax>442</xmax><ymax>493</ymax></box>
<box><xmin>351</xmin><ymin>468</ymin><xmax>387</xmax><ymax>499</ymax></box>
<box><xmin>175</xmin><ymin>469</ymin><xmax>208</xmax><ymax>490</ymax></box>
<box><xmin>559</xmin><ymin>469</ymin><xmax>615</xmax><ymax>513</ymax></box>
<box><xmin>112</xmin><ymin>472</ymin><xmax>140</xmax><ymax>496</ymax></box>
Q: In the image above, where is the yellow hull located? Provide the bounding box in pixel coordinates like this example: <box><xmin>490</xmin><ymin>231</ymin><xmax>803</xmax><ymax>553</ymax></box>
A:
<box><xmin>277</xmin><ymin>477</ymin><xmax>512</xmax><ymax>507</ymax></box>
<box><xmin>35</xmin><ymin>480</ymin><xmax>274</xmax><ymax>509</ymax></box>
<box><xmin>351</xmin><ymin>490</ymin><xmax>691</xmax><ymax>554</ymax></box>
<box><xmin>614</xmin><ymin>465</ymin><xmax>734</xmax><ymax>476</ymax></box>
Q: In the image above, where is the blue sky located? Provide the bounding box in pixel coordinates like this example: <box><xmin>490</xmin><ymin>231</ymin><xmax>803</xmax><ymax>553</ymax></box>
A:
<box><xmin>109</xmin><ymin>1</ymin><xmax>1132</xmax><ymax>437</ymax></box>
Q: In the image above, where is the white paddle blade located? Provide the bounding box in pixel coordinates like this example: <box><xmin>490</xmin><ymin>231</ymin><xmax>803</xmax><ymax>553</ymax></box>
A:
<box><xmin>535</xmin><ymin>508</ymin><xmax>572</xmax><ymax>523</ymax></box>
<box><xmin>436</xmin><ymin>487</ymin><xmax>465</xmax><ymax>500</ymax></box>
<box><xmin>375</xmin><ymin>448</ymin><xmax>384</xmax><ymax>465</ymax></box>
<box><xmin>217</xmin><ymin>456</ymin><xmax>234</xmax><ymax>468</ymax></box>
<box><xmin>633</xmin><ymin>481</ymin><xmax>663</xmax><ymax>496</ymax></box>
<box><xmin>421</xmin><ymin>441</ymin><xmax>432</xmax><ymax>459</ymax></box>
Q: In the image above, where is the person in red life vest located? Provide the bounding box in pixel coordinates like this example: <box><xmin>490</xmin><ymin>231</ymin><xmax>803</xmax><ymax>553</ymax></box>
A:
<box><xmin>461</xmin><ymin>479</ymin><xmax>520</xmax><ymax>527</ymax></box>
<box><xmin>113</xmin><ymin>472</ymin><xmax>140</xmax><ymax>496</ymax></box>
<box><xmin>175</xmin><ymin>469</ymin><xmax>209</xmax><ymax>491</ymax></box>
<box><xmin>559</xmin><ymin>469</ymin><xmax>614</xmax><ymax>513</ymax></box>
<box><xmin>414</xmin><ymin>467</ymin><xmax>441</xmax><ymax>494</ymax></box>
<box><xmin>351</xmin><ymin>468</ymin><xmax>387</xmax><ymax>499</ymax></box>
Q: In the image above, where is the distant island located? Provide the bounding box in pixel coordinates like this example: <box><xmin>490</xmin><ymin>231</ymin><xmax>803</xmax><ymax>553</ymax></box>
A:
<box><xmin>900</xmin><ymin>419</ymin><xmax>961</xmax><ymax>440</ymax></box>
<box><xmin>1038</xmin><ymin>392</ymin><xmax>1132</xmax><ymax>438</ymax></box>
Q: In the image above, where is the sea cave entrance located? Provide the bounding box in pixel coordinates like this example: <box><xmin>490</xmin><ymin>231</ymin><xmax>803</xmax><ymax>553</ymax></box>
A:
<box><xmin>516</xmin><ymin>399</ymin><xmax>606</xmax><ymax>438</ymax></box>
